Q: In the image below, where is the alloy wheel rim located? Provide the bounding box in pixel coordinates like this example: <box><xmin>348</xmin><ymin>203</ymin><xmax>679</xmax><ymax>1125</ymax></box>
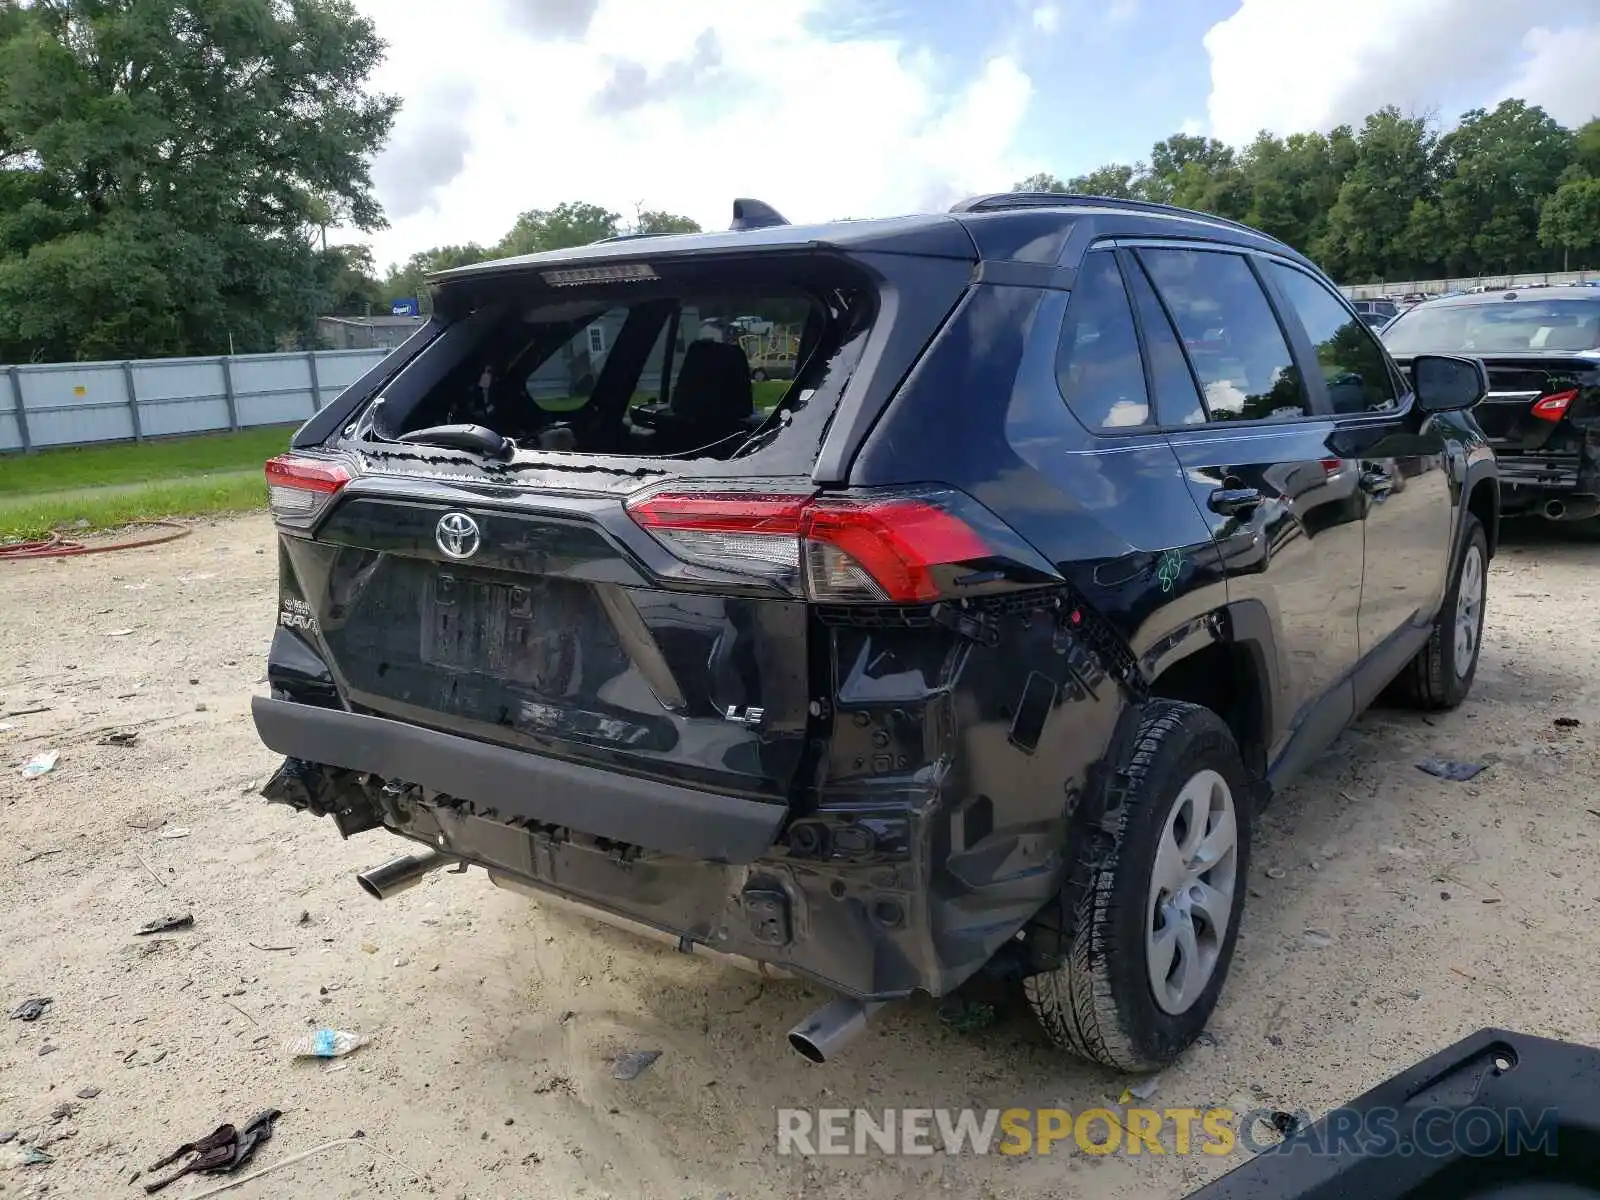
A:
<box><xmin>1146</xmin><ymin>769</ymin><xmax>1238</xmax><ymax>1016</ymax></box>
<box><xmin>1454</xmin><ymin>544</ymin><xmax>1485</xmax><ymax>678</ymax></box>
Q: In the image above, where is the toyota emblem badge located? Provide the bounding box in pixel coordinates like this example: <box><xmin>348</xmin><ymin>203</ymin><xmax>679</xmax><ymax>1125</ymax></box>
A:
<box><xmin>435</xmin><ymin>512</ymin><xmax>481</xmax><ymax>560</ymax></box>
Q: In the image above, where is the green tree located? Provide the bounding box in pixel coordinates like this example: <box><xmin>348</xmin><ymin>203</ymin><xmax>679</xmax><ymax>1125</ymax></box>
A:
<box><xmin>321</xmin><ymin>244</ymin><xmax>384</xmax><ymax>316</ymax></box>
<box><xmin>382</xmin><ymin>243</ymin><xmax>489</xmax><ymax>313</ymax></box>
<box><xmin>1540</xmin><ymin>177</ymin><xmax>1600</xmax><ymax>267</ymax></box>
<box><xmin>1142</xmin><ymin>134</ymin><xmax>1237</xmax><ymax>205</ymax></box>
<box><xmin>1013</xmin><ymin>171</ymin><xmax>1067</xmax><ymax>192</ymax></box>
<box><xmin>1320</xmin><ymin>108</ymin><xmax>1436</xmax><ymax>281</ymax></box>
<box><xmin>1067</xmin><ymin>163</ymin><xmax>1142</xmax><ymax>198</ymax></box>
<box><xmin>497</xmin><ymin>201</ymin><xmax>621</xmax><ymax>256</ymax></box>
<box><xmin>1433</xmin><ymin>100</ymin><xmax>1572</xmax><ymax>275</ymax></box>
<box><xmin>631</xmin><ymin>210</ymin><xmax>700</xmax><ymax>235</ymax></box>
<box><xmin>1241</xmin><ymin>129</ymin><xmax>1349</xmax><ymax>253</ymax></box>
<box><xmin>1567</xmin><ymin>118</ymin><xmax>1600</xmax><ymax>181</ymax></box>
<box><xmin>0</xmin><ymin>0</ymin><xmax>398</xmax><ymax>361</ymax></box>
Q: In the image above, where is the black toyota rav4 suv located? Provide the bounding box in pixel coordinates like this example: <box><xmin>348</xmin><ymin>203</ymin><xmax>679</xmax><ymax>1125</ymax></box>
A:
<box><xmin>254</xmin><ymin>194</ymin><xmax>1498</xmax><ymax>1072</ymax></box>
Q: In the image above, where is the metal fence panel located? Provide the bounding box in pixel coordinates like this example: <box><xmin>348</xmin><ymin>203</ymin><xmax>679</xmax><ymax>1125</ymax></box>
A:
<box><xmin>16</xmin><ymin>363</ymin><xmax>134</xmax><ymax>447</ymax></box>
<box><xmin>0</xmin><ymin>347</ymin><xmax>391</xmax><ymax>452</ymax></box>
<box><xmin>130</xmin><ymin>357</ymin><xmax>231</xmax><ymax>438</ymax></box>
<box><xmin>230</xmin><ymin>353</ymin><xmax>318</xmax><ymax>428</ymax></box>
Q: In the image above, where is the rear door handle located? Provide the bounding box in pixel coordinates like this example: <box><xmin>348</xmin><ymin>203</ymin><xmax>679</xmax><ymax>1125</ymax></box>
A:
<box><xmin>1359</xmin><ymin>468</ymin><xmax>1394</xmax><ymax>497</ymax></box>
<box><xmin>1208</xmin><ymin>487</ymin><xmax>1263</xmax><ymax>516</ymax></box>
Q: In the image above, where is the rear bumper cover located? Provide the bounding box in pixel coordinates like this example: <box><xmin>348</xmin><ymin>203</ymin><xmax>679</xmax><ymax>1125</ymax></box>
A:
<box><xmin>251</xmin><ymin>696</ymin><xmax>786</xmax><ymax>864</ymax></box>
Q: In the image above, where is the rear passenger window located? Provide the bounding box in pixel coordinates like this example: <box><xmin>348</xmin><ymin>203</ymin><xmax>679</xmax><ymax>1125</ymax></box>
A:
<box><xmin>1268</xmin><ymin>263</ymin><xmax>1401</xmax><ymax>414</ymax></box>
<box><xmin>1126</xmin><ymin>257</ymin><xmax>1207</xmax><ymax>426</ymax></box>
<box><xmin>1055</xmin><ymin>251</ymin><xmax>1150</xmax><ymax>430</ymax></box>
<box><xmin>1139</xmin><ymin>248</ymin><xmax>1309</xmax><ymax>422</ymax></box>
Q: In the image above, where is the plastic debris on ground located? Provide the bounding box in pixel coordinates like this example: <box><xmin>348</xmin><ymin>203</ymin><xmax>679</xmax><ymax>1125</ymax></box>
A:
<box><xmin>1303</xmin><ymin>929</ymin><xmax>1335</xmax><ymax>948</ymax></box>
<box><xmin>0</xmin><ymin>1144</ymin><xmax>53</xmax><ymax>1170</ymax></box>
<box><xmin>98</xmin><ymin>730</ymin><xmax>139</xmax><ymax>746</ymax></box>
<box><xmin>9</xmin><ymin>997</ymin><xmax>51</xmax><ymax>1022</ymax></box>
<box><xmin>1554</xmin><ymin>716</ymin><xmax>1582</xmax><ymax>728</ymax></box>
<box><xmin>135</xmin><ymin>914</ymin><xmax>194</xmax><ymax>936</ymax></box>
<box><xmin>1128</xmin><ymin>1075</ymin><xmax>1161</xmax><ymax>1100</ymax></box>
<box><xmin>20</xmin><ymin>750</ymin><xmax>58</xmax><ymax>778</ymax></box>
<box><xmin>1416</xmin><ymin>757</ymin><xmax>1487</xmax><ymax>782</ymax></box>
<box><xmin>158</xmin><ymin>827</ymin><xmax>191</xmax><ymax>840</ymax></box>
<box><xmin>286</xmin><ymin>1029</ymin><xmax>366</xmax><ymax>1059</ymax></box>
<box><xmin>611</xmin><ymin>1049</ymin><xmax>663</xmax><ymax>1081</ymax></box>
<box><xmin>143</xmin><ymin>1108</ymin><xmax>281</xmax><ymax>1194</ymax></box>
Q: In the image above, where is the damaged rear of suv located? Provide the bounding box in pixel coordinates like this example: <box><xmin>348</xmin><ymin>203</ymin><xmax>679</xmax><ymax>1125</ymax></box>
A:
<box><xmin>255</xmin><ymin>196</ymin><xmax>1496</xmax><ymax>1071</ymax></box>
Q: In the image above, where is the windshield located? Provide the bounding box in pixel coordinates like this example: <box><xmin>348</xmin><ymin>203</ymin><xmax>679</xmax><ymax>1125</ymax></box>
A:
<box><xmin>1382</xmin><ymin>298</ymin><xmax>1600</xmax><ymax>355</ymax></box>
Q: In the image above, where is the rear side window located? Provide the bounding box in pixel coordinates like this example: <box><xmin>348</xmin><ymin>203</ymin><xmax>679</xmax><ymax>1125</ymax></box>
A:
<box><xmin>1125</xmin><ymin>257</ymin><xmax>1207</xmax><ymax>427</ymax></box>
<box><xmin>1055</xmin><ymin>251</ymin><xmax>1150</xmax><ymax>430</ymax></box>
<box><xmin>1138</xmin><ymin>248</ymin><xmax>1309</xmax><ymax>422</ymax></box>
<box><xmin>1268</xmin><ymin>264</ymin><xmax>1401</xmax><ymax>414</ymax></box>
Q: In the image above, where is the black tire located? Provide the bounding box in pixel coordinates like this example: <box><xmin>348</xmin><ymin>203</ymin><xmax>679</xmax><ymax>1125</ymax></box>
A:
<box><xmin>1389</xmin><ymin>515</ymin><xmax>1487</xmax><ymax>710</ymax></box>
<box><xmin>750</xmin><ymin>368</ymin><xmax>768</xmax><ymax>383</ymax></box>
<box><xmin>1024</xmin><ymin>701</ymin><xmax>1252</xmax><ymax>1072</ymax></box>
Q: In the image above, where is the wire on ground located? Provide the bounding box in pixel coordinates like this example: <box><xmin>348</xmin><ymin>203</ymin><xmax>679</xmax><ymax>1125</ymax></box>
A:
<box><xmin>0</xmin><ymin>521</ymin><xmax>192</xmax><ymax>560</ymax></box>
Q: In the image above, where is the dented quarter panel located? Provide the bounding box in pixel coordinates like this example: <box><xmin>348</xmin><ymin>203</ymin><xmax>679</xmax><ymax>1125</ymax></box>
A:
<box><xmin>826</xmin><ymin>282</ymin><xmax>1231</xmax><ymax>992</ymax></box>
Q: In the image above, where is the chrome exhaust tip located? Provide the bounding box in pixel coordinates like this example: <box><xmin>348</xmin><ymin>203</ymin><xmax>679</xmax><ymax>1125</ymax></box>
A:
<box><xmin>357</xmin><ymin>849</ymin><xmax>447</xmax><ymax>901</ymax></box>
<box><xmin>787</xmin><ymin>997</ymin><xmax>883</xmax><ymax>1064</ymax></box>
<box><xmin>1545</xmin><ymin>499</ymin><xmax>1566</xmax><ymax>520</ymax></box>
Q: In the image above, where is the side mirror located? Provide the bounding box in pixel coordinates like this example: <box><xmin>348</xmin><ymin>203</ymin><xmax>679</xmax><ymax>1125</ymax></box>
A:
<box><xmin>1412</xmin><ymin>354</ymin><xmax>1487</xmax><ymax>413</ymax></box>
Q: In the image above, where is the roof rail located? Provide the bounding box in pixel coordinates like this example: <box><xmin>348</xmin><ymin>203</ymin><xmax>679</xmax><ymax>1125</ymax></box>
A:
<box><xmin>591</xmin><ymin>231</ymin><xmax>672</xmax><ymax>244</ymax></box>
<box><xmin>950</xmin><ymin>192</ymin><xmax>1269</xmax><ymax>239</ymax></box>
<box><xmin>731</xmin><ymin>198</ymin><xmax>789</xmax><ymax>232</ymax></box>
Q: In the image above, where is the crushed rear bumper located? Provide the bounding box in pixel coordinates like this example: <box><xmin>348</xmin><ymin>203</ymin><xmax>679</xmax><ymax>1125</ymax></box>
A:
<box><xmin>252</xmin><ymin>696</ymin><xmax>785</xmax><ymax>863</ymax></box>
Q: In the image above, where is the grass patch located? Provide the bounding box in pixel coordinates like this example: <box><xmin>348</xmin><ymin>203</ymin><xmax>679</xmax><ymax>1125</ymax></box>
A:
<box><xmin>0</xmin><ymin>471</ymin><xmax>266</xmax><ymax>542</ymax></box>
<box><xmin>0</xmin><ymin>426</ymin><xmax>293</xmax><ymax>496</ymax></box>
<box><xmin>0</xmin><ymin>390</ymin><xmax>800</xmax><ymax>541</ymax></box>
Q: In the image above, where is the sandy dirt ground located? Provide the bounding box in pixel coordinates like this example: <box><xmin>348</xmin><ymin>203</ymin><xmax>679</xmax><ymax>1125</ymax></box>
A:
<box><xmin>2</xmin><ymin>513</ymin><xmax>1598</xmax><ymax>1200</ymax></box>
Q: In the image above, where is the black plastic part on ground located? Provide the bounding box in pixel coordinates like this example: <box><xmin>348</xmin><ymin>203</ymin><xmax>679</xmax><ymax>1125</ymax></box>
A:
<box><xmin>1185</xmin><ymin>1028</ymin><xmax>1600</xmax><ymax>1199</ymax></box>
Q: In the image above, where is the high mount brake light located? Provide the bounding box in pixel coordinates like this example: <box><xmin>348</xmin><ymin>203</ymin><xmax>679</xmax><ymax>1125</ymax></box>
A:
<box><xmin>265</xmin><ymin>454</ymin><xmax>351</xmax><ymax>527</ymax></box>
<box><xmin>626</xmin><ymin>491</ymin><xmax>992</xmax><ymax>603</ymax></box>
<box><xmin>1531</xmin><ymin>388</ymin><xmax>1578</xmax><ymax>422</ymax></box>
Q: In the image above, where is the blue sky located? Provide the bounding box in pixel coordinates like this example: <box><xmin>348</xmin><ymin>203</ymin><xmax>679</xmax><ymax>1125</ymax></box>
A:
<box><xmin>806</xmin><ymin>0</ymin><xmax>1236</xmax><ymax>175</ymax></box>
<box><xmin>351</xmin><ymin>0</ymin><xmax>1600</xmax><ymax>267</ymax></box>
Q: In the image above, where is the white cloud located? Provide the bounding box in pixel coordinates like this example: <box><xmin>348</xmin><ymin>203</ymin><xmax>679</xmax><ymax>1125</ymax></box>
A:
<box><xmin>1507</xmin><ymin>23</ymin><xmax>1600</xmax><ymax>127</ymax></box>
<box><xmin>348</xmin><ymin>0</ymin><xmax>1035</xmax><ymax>268</ymax></box>
<box><xmin>1179</xmin><ymin>115</ymin><xmax>1204</xmax><ymax>137</ymax></box>
<box><xmin>1202</xmin><ymin>0</ymin><xmax>1600</xmax><ymax>145</ymax></box>
<box><xmin>1031</xmin><ymin>4</ymin><xmax>1060</xmax><ymax>34</ymax></box>
<box><xmin>1106</xmin><ymin>0</ymin><xmax>1139</xmax><ymax>25</ymax></box>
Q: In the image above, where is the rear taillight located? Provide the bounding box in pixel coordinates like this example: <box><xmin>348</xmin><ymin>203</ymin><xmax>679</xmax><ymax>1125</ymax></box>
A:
<box><xmin>265</xmin><ymin>454</ymin><xmax>351</xmax><ymax>528</ymax></box>
<box><xmin>1531</xmin><ymin>389</ymin><xmax>1578</xmax><ymax>422</ymax></box>
<box><xmin>626</xmin><ymin>490</ymin><xmax>992</xmax><ymax>603</ymax></box>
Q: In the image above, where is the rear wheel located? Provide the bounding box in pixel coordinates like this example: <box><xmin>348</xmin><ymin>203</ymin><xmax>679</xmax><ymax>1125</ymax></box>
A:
<box><xmin>750</xmin><ymin>367</ymin><xmax>768</xmax><ymax>382</ymax></box>
<box><xmin>1390</xmin><ymin>516</ymin><xmax>1487</xmax><ymax>710</ymax></box>
<box><xmin>1024</xmin><ymin>701</ymin><xmax>1251</xmax><ymax>1072</ymax></box>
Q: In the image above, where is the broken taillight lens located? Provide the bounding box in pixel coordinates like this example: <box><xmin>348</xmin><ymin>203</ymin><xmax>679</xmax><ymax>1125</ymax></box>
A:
<box><xmin>626</xmin><ymin>490</ymin><xmax>992</xmax><ymax>603</ymax></box>
<box><xmin>265</xmin><ymin>454</ymin><xmax>351</xmax><ymax>528</ymax></box>
<box><xmin>1531</xmin><ymin>388</ymin><xmax>1578</xmax><ymax>422</ymax></box>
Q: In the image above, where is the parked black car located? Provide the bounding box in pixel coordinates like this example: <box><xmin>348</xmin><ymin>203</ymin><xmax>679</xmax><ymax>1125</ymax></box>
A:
<box><xmin>1384</xmin><ymin>287</ymin><xmax>1600</xmax><ymax>527</ymax></box>
<box><xmin>253</xmin><ymin>194</ymin><xmax>1498</xmax><ymax>1072</ymax></box>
